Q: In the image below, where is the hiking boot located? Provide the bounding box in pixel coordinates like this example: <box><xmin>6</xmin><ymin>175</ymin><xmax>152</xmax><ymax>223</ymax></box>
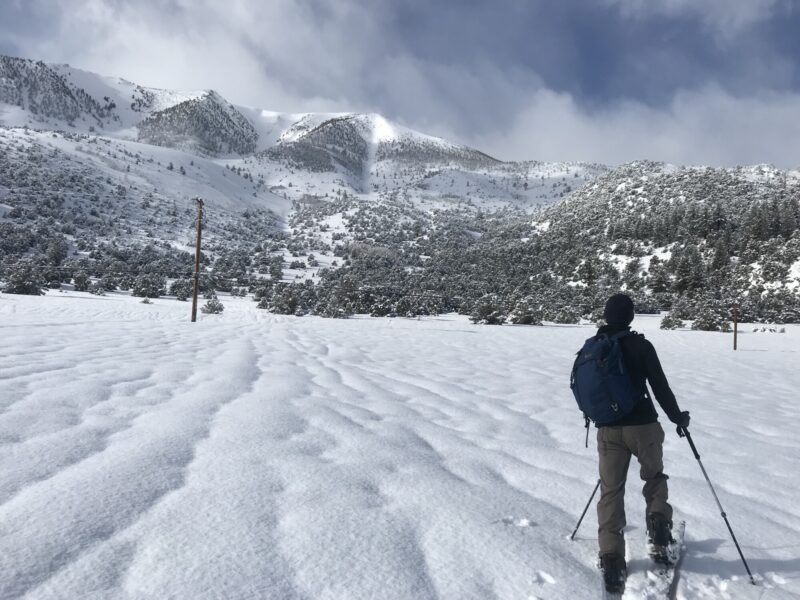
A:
<box><xmin>647</xmin><ymin>512</ymin><xmax>674</xmax><ymax>563</ymax></box>
<box><xmin>600</xmin><ymin>553</ymin><xmax>627</xmax><ymax>593</ymax></box>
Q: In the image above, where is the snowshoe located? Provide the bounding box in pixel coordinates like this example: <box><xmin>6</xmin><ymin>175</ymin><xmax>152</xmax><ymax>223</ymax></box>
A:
<box><xmin>599</xmin><ymin>553</ymin><xmax>627</xmax><ymax>593</ymax></box>
<box><xmin>647</xmin><ymin>512</ymin><xmax>675</xmax><ymax>564</ymax></box>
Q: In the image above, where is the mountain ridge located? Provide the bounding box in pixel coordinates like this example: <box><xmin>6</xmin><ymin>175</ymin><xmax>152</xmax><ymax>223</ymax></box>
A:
<box><xmin>1</xmin><ymin>53</ymin><xmax>798</xmax><ymax>325</ymax></box>
<box><xmin>0</xmin><ymin>54</ymin><xmax>504</xmax><ymax>165</ymax></box>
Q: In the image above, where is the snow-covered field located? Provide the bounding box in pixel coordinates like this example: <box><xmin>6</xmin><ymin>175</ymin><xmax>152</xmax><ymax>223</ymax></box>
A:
<box><xmin>1</xmin><ymin>292</ymin><xmax>798</xmax><ymax>600</ymax></box>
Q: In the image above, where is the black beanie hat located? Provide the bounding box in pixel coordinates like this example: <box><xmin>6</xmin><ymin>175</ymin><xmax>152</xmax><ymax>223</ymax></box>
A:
<box><xmin>604</xmin><ymin>293</ymin><xmax>634</xmax><ymax>326</ymax></box>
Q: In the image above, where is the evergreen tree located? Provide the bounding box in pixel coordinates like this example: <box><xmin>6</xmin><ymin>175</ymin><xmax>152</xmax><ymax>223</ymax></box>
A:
<box><xmin>550</xmin><ymin>305</ymin><xmax>581</xmax><ymax>324</ymax></box>
<box><xmin>674</xmin><ymin>245</ymin><xmax>704</xmax><ymax>294</ymax></box>
<box><xmin>660</xmin><ymin>313</ymin><xmax>684</xmax><ymax>330</ymax></box>
<box><xmin>710</xmin><ymin>239</ymin><xmax>729</xmax><ymax>271</ymax></box>
<box><xmin>201</xmin><ymin>297</ymin><xmax>224</xmax><ymax>314</ymax></box>
<box><xmin>509</xmin><ymin>299</ymin><xmax>543</xmax><ymax>325</ymax></box>
<box><xmin>73</xmin><ymin>271</ymin><xmax>90</xmax><ymax>292</ymax></box>
<box><xmin>131</xmin><ymin>274</ymin><xmax>166</xmax><ymax>298</ymax></box>
<box><xmin>100</xmin><ymin>274</ymin><xmax>118</xmax><ymax>291</ymax></box>
<box><xmin>169</xmin><ymin>278</ymin><xmax>192</xmax><ymax>301</ymax></box>
<box><xmin>46</xmin><ymin>238</ymin><xmax>69</xmax><ymax>266</ymax></box>
<box><xmin>3</xmin><ymin>261</ymin><xmax>45</xmax><ymax>295</ymax></box>
<box><xmin>691</xmin><ymin>301</ymin><xmax>731</xmax><ymax>332</ymax></box>
<box><xmin>470</xmin><ymin>294</ymin><xmax>507</xmax><ymax>325</ymax></box>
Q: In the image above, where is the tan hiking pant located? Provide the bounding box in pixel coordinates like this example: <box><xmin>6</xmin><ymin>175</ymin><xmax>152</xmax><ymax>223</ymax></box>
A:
<box><xmin>597</xmin><ymin>422</ymin><xmax>672</xmax><ymax>557</ymax></box>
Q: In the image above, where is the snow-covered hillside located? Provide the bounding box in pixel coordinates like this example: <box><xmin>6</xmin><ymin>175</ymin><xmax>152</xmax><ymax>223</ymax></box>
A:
<box><xmin>0</xmin><ymin>292</ymin><xmax>797</xmax><ymax>599</ymax></box>
<box><xmin>0</xmin><ymin>126</ymin><xmax>287</xmax><ymax>247</ymax></box>
<box><xmin>531</xmin><ymin>160</ymin><xmax>800</xmax><ymax>316</ymax></box>
<box><xmin>2</xmin><ymin>53</ymin><xmax>797</xmax><ymax>326</ymax></box>
<box><xmin>1</xmin><ymin>53</ymin><xmax>604</xmax><ymax>211</ymax></box>
<box><xmin>0</xmin><ymin>55</ymin><xmax>205</xmax><ymax>132</ymax></box>
<box><xmin>0</xmin><ymin>53</ymin><xmax>614</xmax><ymax>318</ymax></box>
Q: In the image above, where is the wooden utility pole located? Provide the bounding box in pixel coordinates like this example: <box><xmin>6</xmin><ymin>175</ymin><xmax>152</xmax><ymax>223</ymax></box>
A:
<box><xmin>732</xmin><ymin>304</ymin><xmax>738</xmax><ymax>351</ymax></box>
<box><xmin>191</xmin><ymin>197</ymin><xmax>204</xmax><ymax>322</ymax></box>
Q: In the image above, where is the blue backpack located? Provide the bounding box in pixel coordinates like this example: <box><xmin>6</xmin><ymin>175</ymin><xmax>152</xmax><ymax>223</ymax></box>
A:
<box><xmin>570</xmin><ymin>330</ymin><xmax>642</xmax><ymax>426</ymax></box>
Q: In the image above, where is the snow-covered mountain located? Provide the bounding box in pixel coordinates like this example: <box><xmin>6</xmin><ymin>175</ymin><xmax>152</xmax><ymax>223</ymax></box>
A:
<box><xmin>1</xmin><ymin>54</ymin><xmax>798</xmax><ymax>324</ymax></box>
<box><xmin>2</xmin><ymin>53</ymin><xmax>800</xmax><ymax>600</ymax></box>
<box><xmin>527</xmin><ymin>160</ymin><xmax>800</xmax><ymax>316</ymax></box>
<box><xmin>265</xmin><ymin>112</ymin><xmax>498</xmax><ymax>178</ymax></box>
<box><xmin>0</xmin><ymin>54</ymin><xmax>606</xmax><ymax>280</ymax></box>
<box><xmin>0</xmin><ymin>54</ymin><xmax>604</xmax><ymax>205</ymax></box>
<box><xmin>1</xmin><ymin>55</ymin><xmax>203</xmax><ymax>131</ymax></box>
<box><xmin>137</xmin><ymin>90</ymin><xmax>259</xmax><ymax>156</ymax></box>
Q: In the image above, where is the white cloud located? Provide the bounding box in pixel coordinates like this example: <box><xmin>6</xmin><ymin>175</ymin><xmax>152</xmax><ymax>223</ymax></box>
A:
<box><xmin>4</xmin><ymin>0</ymin><xmax>799</xmax><ymax>168</ymax></box>
<box><xmin>472</xmin><ymin>86</ymin><xmax>800</xmax><ymax>168</ymax></box>
<box><xmin>10</xmin><ymin>0</ymin><xmax>367</xmax><ymax>111</ymax></box>
<box><xmin>6</xmin><ymin>0</ymin><xmax>543</xmax><ymax>130</ymax></box>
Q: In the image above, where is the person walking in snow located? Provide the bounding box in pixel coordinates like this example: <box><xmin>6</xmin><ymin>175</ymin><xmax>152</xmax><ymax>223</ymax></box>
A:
<box><xmin>571</xmin><ymin>293</ymin><xmax>690</xmax><ymax>592</ymax></box>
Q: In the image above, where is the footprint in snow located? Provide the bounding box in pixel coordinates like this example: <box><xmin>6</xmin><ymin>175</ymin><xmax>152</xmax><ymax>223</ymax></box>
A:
<box><xmin>766</xmin><ymin>571</ymin><xmax>786</xmax><ymax>585</ymax></box>
<box><xmin>532</xmin><ymin>570</ymin><xmax>556</xmax><ymax>585</ymax></box>
<box><xmin>497</xmin><ymin>516</ymin><xmax>538</xmax><ymax>528</ymax></box>
<box><xmin>529</xmin><ymin>570</ymin><xmax>557</xmax><ymax>599</ymax></box>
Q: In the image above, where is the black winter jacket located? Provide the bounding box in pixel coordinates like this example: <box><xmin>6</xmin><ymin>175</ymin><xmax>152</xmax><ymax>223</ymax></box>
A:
<box><xmin>594</xmin><ymin>324</ymin><xmax>682</xmax><ymax>427</ymax></box>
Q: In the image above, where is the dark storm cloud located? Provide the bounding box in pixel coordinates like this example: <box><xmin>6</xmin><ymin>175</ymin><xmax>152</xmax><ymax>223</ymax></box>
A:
<box><xmin>0</xmin><ymin>1</ymin><xmax>58</xmax><ymax>56</ymax></box>
<box><xmin>1</xmin><ymin>0</ymin><xmax>799</xmax><ymax>167</ymax></box>
<box><xmin>321</xmin><ymin>0</ymin><xmax>800</xmax><ymax>108</ymax></box>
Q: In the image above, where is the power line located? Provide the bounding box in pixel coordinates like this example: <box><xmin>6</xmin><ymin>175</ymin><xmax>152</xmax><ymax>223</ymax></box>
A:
<box><xmin>0</xmin><ymin>264</ymin><xmax>204</xmax><ymax>277</ymax></box>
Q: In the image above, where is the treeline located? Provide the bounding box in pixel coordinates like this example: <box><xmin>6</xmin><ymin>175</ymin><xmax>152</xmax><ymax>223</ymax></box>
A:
<box><xmin>137</xmin><ymin>93</ymin><xmax>259</xmax><ymax>155</ymax></box>
<box><xmin>3</xmin><ymin>151</ymin><xmax>799</xmax><ymax>327</ymax></box>
<box><xmin>0</xmin><ymin>55</ymin><xmax>111</xmax><ymax>126</ymax></box>
<box><xmin>251</xmin><ymin>163</ymin><xmax>800</xmax><ymax>326</ymax></box>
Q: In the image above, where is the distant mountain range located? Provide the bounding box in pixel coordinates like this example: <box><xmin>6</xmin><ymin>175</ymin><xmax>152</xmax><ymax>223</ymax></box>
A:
<box><xmin>1</xmin><ymin>54</ymin><xmax>798</xmax><ymax>324</ymax></box>
<box><xmin>1</xmin><ymin>56</ymin><xmax>586</xmax><ymax>173</ymax></box>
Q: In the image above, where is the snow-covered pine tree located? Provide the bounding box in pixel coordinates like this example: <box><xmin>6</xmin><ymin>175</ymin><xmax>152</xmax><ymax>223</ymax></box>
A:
<box><xmin>3</xmin><ymin>261</ymin><xmax>45</xmax><ymax>295</ymax></box>
<box><xmin>691</xmin><ymin>302</ymin><xmax>731</xmax><ymax>332</ymax></box>
<box><xmin>73</xmin><ymin>271</ymin><xmax>90</xmax><ymax>292</ymax></box>
<box><xmin>470</xmin><ymin>294</ymin><xmax>507</xmax><ymax>325</ymax></box>
<box><xmin>660</xmin><ymin>313</ymin><xmax>684</xmax><ymax>330</ymax></box>
<box><xmin>201</xmin><ymin>297</ymin><xmax>224</xmax><ymax>314</ymax></box>
<box><xmin>169</xmin><ymin>279</ymin><xmax>192</xmax><ymax>302</ymax></box>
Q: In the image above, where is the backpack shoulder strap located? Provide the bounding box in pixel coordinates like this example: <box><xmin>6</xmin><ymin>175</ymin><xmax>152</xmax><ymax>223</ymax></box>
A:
<box><xmin>609</xmin><ymin>329</ymin><xmax>633</xmax><ymax>341</ymax></box>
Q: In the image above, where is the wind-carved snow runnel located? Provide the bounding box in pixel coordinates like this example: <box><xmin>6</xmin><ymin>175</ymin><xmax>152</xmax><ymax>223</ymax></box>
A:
<box><xmin>0</xmin><ymin>359</ymin><xmax>82</xmax><ymax>385</ymax></box>
<box><xmin>254</xmin><ymin>329</ymin><xmax>441</xmax><ymax>600</ymax></box>
<box><xmin>0</xmin><ymin>330</ymin><xmax>203</xmax><ymax>507</ymax></box>
<box><xmin>0</xmin><ymin>334</ymin><xmax>260</xmax><ymax>600</ymax></box>
<box><xmin>2</xmin><ymin>300</ymin><xmax>799</xmax><ymax>598</ymax></box>
<box><xmin>100</xmin><ymin>335</ymin><xmax>314</xmax><ymax>600</ymax></box>
<box><xmin>272</xmin><ymin>324</ymin><xmax>582</xmax><ymax>600</ymax></box>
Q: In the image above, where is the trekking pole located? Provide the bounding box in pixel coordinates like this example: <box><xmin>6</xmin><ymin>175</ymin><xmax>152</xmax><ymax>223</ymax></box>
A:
<box><xmin>679</xmin><ymin>426</ymin><xmax>757</xmax><ymax>585</ymax></box>
<box><xmin>570</xmin><ymin>478</ymin><xmax>601</xmax><ymax>541</ymax></box>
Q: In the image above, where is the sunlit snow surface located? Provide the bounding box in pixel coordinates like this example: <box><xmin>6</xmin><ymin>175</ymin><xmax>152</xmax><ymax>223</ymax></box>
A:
<box><xmin>1</xmin><ymin>293</ymin><xmax>798</xmax><ymax>600</ymax></box>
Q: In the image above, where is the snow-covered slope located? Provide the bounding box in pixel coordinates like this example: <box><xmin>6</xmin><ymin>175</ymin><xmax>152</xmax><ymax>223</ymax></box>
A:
<box><xmin>0</xmin><ymin>126</ymin><xmax>289</xmax><ymax>254</ymax></box>
<box><xmin>0</xmin><ymin>292</ymin><xmax>797</xmax><ymax>599</ymax></box>
<box><xmin>532</xmin><ymin>160</ymin><xmax>800</xmax><ymax>301</ymax></box>
<box><xmin>0</xmin><ymin>55</ymin><xmax>114</xmax><ymax>128</ymax></box>
<box><xmin>137</xmin><ymin>90</ymin><xmax>259</xmax><ymax>156</ymax></box>
<box><xmin>6</xmin><ymin>53</ymin><xmax>795</xmax><ymax>326</ymax></box>
<box><xmin>48</xmin><ymin>62</ymin><xmax>208</xmax><ymax>133</ymax></box>
<box><xmin>0</xmin><ymin>55</ymin><xmax>206</xmax><ymax>132</ymax></box>
<box><xmin>0</xmin><ymin>53</ymin><xmax>605</xmax><ymax>211</ymax></box>
<box><xmin>1</xmin><ymin>52</ymin><xmax>607</xmax><ymax>292</ymax></box>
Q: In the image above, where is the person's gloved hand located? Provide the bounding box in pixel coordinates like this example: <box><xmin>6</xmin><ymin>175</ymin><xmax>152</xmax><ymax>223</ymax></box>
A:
<box><xmin>673</xmin><ymin>410</ymin><xmax>690</xmax><ymax>435</ymax></box>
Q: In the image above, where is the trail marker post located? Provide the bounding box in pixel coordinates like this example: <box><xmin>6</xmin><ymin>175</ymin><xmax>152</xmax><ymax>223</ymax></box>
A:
<box><xmin>732</xmin><ymin>304</ymin><xmax>738</xmax><ymax>351</ymax></box>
